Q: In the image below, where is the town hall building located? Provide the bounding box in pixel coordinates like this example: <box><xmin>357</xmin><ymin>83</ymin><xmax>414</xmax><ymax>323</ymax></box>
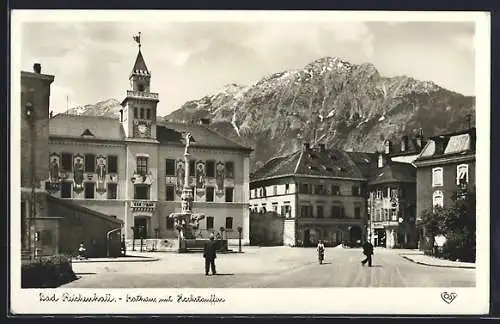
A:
<box><xmin>45</xmin><ymin>40</ymin><xmax>252</xmax><ymax>244</ymax></box>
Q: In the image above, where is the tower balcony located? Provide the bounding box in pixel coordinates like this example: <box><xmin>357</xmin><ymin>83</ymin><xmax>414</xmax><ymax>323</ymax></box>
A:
<box><xmin>126</xmin><ymin>90</ymin><xmax>159</xmax><ymax>101</ymax></box>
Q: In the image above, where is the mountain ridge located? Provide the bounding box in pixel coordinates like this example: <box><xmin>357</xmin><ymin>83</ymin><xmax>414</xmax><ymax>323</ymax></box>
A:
<box><xmin>63</xmin><ymin>56</ymin><xmax>475</xmax><ymax>171</ymax></box>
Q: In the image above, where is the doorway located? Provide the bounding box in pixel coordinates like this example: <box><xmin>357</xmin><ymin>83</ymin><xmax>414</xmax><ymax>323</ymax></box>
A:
<box><xmin>303</xmin><ymin>229</ymin><xmax>311</xmax><ymax>247</ymax></box>
<box><xmin>349</xmin><ymin>226</ymin><xmax>362</xmax><ymax>246</ymax></box>
<box><xmin>374</xmin><ymin>228</ymin><xmax>386</xmax><ymax>247</ymax></box>
<box><xmin>134</xmin><ymin>218</ymin><xmax>148</xmax><ymax>239</ymax></box>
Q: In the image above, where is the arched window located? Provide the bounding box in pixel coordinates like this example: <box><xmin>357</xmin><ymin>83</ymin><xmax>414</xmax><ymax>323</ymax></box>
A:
<box><xmin>432</xmin><ymin>167</ymin><xmax>443</xmax><ymax>187</ymax></box>
<box><xmin>456</xmin><ymin>164</ymin><xmax>469</xmax><ymax>185</ymax></box>
<box><xmin>432</xmin><ymin>190</ymin><xmax>444</xmax><ymax>211</ymax></box>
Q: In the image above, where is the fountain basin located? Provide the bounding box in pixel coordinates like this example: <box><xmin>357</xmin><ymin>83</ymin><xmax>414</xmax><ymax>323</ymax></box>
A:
<box><xmin>179</xmin><ymin>239</ymin><xmax>228</xmax><ymax>253</ymax></box>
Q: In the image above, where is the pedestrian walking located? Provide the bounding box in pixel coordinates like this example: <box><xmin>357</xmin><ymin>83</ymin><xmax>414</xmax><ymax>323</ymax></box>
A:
<box><xmin>317</xmin><ymin>240</ymin><xmax>325</xmax><ymax>264</ymax></box>
<box><xmin>203</xmin><ymin>233</ymin><xmax>217</xmax><ymax>276</ymax></box>
<box><xmin>361</xmin><ymin>240</ymin><xmax>374</xmax><ymax>267</ymax></box>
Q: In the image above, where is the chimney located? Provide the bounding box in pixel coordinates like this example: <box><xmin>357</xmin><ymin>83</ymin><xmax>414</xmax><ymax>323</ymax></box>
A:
<box><xmin>318</xmin><ymin>143</ymin><xmax>326</xmax><ymax>152</ymax></box>
<box><xmin>416</xmin><ymin>128</ymin><xmax>424</xmax><ymax>148</ymax></box>
<box><xmin>199</xmin><ymin>118</ymin><xmax>210</xmax><ymax>125</ymax></box>
<box><xmin>377</xmin><ymin>152</ymin><xmax>385</xmax><ymax>168</ymax></box>
<box><xmin>401</xmin><ymin>135</ymin><xmax>408</xmax><ymax>152</ymax></box>
<box><xmin>119</xmin><ymin>109</ymin><xmax>123</xmax><ymax>122</ymax></box>
<box><xmin>33</xmin><ymin>63</ymin><xmax>41</xmax><ymax>74</ymax></box>
<box><xmin>303</xmin><ymin>142</ymin><xmax>310</xmax><ymax>151</ymax></box>
<box><xmin>466</xmin><ymin>114</ymin><xmax>472</xmax><ymax>130</ymax></box>
<box><xmin>384</xmin><ymin>140</ymin><xmax>391</xmax><ymax>155</ymax></box>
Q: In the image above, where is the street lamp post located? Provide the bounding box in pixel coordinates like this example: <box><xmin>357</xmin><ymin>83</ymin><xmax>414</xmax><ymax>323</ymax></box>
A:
<box><xmin>25</xmin><ymin>101</ymin><xmax>37</xmax><ymax>260</ymax></box>
<box><xmin>237</xmin><ymin>226</ymin><xmax>243</xmax><ymax>253</ymax></box>
<box><xmin>131</xmin><ymin>226</ymin><xmax>135</xmax><ymax>251</ymax></box>
<box><xmin>140</xmin><ymin>226</ymin><xmax>144</xmax><ymax>252</ymax></box>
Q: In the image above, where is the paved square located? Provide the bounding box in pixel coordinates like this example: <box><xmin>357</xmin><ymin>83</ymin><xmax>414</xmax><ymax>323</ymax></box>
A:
<box><xmin>64</xmin><ymin>247</ymin><xmax>475</xmax><ymax>288</ymax></box>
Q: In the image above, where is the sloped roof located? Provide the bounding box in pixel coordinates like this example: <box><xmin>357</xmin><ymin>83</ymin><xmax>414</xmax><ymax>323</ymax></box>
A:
<box><xmin>251</xmin><ymin>147</ymin><xmax>372</xmax><ymax>181</ymax></box>
<box><xmin>156</xmin><ymin>122</ymin><xmax>252</xmax><ymax>152</ymax></box>
<box><xmin>251</xmin><ymin>151</ymin><xmax>302</xmax><ymax>180</ymax></box>
<box><xmin>415</xmin><ymin>128</ymin><xmax>475</xmax><ymax>162</ymax></box>
<box><xmin>369</xmin><ymin>161</ymin><xmax>416</xmax><ymax>185</ymax></box>
<box><xmin>49</xmin><ymin>114</ymin><xmax>124</xmax><ymax>141</ymax></box>
<box><xmin>131</xmin><ymin>50</ymin><xmax>150</xmax><ymax>75</ymax></box>
<box><xmin>345</xmin><ymin>151</ymin><xmax>379</xmax><ymax>178</ymax></box>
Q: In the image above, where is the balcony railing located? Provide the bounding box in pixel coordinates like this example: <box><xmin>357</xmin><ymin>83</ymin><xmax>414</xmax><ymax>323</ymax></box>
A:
<box><xmin>127</xmin><ymin>90</ymin><xmax>159</xmax><ymax>100</ymax></box>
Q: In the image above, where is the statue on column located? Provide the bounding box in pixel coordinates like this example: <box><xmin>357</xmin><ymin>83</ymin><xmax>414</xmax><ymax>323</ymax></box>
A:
<box><xmin>184</xmin><ymin>132</ymin><xmax>192</xmax><ymax>155</ymax></box>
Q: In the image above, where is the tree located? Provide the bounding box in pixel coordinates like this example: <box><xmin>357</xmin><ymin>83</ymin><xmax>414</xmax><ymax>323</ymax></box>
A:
<box><xmin>418</xmin><ymin>188</ymin><xmax>476</xmax><ymax>262</ymax></box>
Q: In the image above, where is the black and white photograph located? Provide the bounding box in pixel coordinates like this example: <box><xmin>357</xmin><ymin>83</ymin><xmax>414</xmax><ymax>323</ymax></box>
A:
<box><xmin>10</xmin><ymin>10</ymin><xmax>490</xmax><ymax>315</ymax></box>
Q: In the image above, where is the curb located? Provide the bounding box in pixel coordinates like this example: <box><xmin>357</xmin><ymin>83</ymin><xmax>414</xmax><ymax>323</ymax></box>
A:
<box><xmin>400</xmin><ymin>255</ymin><xmax>475</xmax><ymax>269</ymax></box>
<box><xmin>72</xmin><ymin>257</ymin><xmax>160</xmax><ymax>263</ymax></box>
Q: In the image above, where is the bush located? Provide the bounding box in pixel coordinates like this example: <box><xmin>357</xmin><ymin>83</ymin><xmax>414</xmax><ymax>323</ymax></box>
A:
<box><xmin>22</xmin><ymin>254</ymin><xmax>77</xmax><ymax>288</ymax></box>
<box><xmin>442</xmin><ymin>232</ymin><xmax>476</xmax><ymax>263</ymax></box>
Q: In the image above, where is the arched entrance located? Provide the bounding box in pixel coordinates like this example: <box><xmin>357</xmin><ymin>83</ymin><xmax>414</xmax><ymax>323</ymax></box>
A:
<box><xmin>349</xmin><ymin>226</ymin><xmax>362</xmax><ymax>246</ymax></box>
<box><xmin>303</xmin><ymin>229</ymin><xmax>311</xmax><ymax>247</ymax></box>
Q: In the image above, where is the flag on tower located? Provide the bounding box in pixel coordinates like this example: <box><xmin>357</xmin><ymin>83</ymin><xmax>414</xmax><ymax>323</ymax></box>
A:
<box><xmin>133</xmin><ymin>33</ymin><xmax>141</xmax><ymax>45</ymax></box>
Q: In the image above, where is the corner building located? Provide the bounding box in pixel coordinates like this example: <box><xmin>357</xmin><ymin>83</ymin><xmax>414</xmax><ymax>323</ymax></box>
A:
<box><xmin>46</xmin><ymin>45</ymin><xmax>252</xmax><ymax>244</ymax></box>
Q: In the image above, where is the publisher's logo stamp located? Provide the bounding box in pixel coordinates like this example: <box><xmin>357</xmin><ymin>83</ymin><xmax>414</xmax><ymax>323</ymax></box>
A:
<box><xmin>441</xmin><ymin>292</ymin><xmax>457</xmax><ymax>304</ymax></box>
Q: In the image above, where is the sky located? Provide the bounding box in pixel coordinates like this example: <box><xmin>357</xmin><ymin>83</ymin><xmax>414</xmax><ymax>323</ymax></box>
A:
<box><xmin>19</xmin><ymin>18</ymin><xmax>476</xmax><ymax>116</ymax></box>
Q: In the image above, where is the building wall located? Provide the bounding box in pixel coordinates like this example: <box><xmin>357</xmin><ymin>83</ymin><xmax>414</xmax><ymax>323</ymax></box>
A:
<box><xmin>48</xmin><ymin>140</ymin><xmax>127</xmax><ymax>200</ymax></box>
<box><xmin>249</xmin><ymin>212</ymin><xmax>284</xmax><ymax>246</ymax></box>
<box><xmin>47</xmin><ymin>196</ymin><xmax>123</xmax><ymax>257</ymax></box>
<box><xmin>21</xmin><ymin>72</ymin><xmax>53</xmax><ymax>189</ymax></box>
<box><xmin>416</xmin><ymin>158</ymin><xmax>476</xmax><ymax>219</ymax></box>
<box><xmin>250</xmin><ymin>177</ymin><xmax>296</xmax><ymax>218</ymax></box>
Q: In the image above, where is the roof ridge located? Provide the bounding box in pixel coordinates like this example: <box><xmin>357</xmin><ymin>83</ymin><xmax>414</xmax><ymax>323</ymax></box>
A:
<box><xmin>53</xmin><ymin>113</ymin><xmax>120</xmax><ymax>121</ymax></box>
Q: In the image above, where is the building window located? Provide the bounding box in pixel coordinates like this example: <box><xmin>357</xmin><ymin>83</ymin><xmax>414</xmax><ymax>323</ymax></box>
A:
<box><xmin>138</xmin><ymin>84</ymin><xmax>145</xmax><ymax>92</ymax></box>
<box><xmin>134</xmin><ymin>185</ymin><xmax>150</xmax><ymax>200</ymax></box>
<box><xmin>285</xmin><ymin>184</ymin><xmax>290</xmax><ymax>194</ymax></box>
<box><xmin>140</xmin><ymin>108</ymin><xmax>145</xmax><ymax>119</ymax></box>
<box><xmin>281</xmin><ymin>203</ymin><xmax>291</xmax><ymax>218</ymax></box>
<box><xmin>61</xmin><ymin>153</ymin><xmax>73</xmax><ymax>172</ymax></box>
<box><xmin>206</xmin><ymin>187</ymin><xmax>215</xmax><ymax>202</ymax></box>
<box><xmin>166</xmin><ymin>217</ymin><xmax>174</xmax><ymax>230</ymax></box>
<box><xmin>432</xmin><ymin>190</ymin><xmax>444</xmax><ymax>210</ymax></box>
<box><xmin>84</xmin><ymin>154</ymin><xmax>96</xmax><ymax>172</ymax></box>
<box><xmin>136</xmin><ymin>156</ymin><xmax>148</xmax><ymax>175</ymax></box>
<box><xmin>189</xmin><ymin>160</ymin><xmax>195</xmax><ymax>176</ymax></box>
<box><xmin>107</xmin><ymin>155</ymin><xmax>118</xmax><ymax>173</ymax></box>
<box><xmin>331</xmin><ymin>185</ymin><xmax>340</xmax><ymax>196</ymax></box>
<box><xmin>84</xmin><ymin>182</ymin><xmax>95</xmax><ymax>199</ymax></box>
<box><xmin>351</xmin><ymin>186</ymin><xmax>361</xmax><ymax>197</ymax></box>
<box><xmin>331</xmin><ymin>205</ymin><xmax>344</xmax><ymax>218</ymax></box>
<box><xmin>432</xmin><ymin>167</ymin><xmax>443</xmax><ymax>187</ymax></box>
<box><xmin>225</xmin><ymin>217</ymin><xmax>233</xmax><ymax>229</ymax></box>
<box><xmin>206</xmin><ymin>160</ymin><xmax>216</xmax><ymax>178</ymax></box>
<box><xmin>354</xmin><ymin>206</ymin><xmax>361</xmax><ymax>219</ymax></box>
<box><xmin>317</xmin><ymin>205</ymin><xmax>324</xmax><ymax>218</ymax></box>
<box><xmin>225</xmin><ymin>187</ymin><xmax>234</xmax><ymax>202</ymax></box>
<box><xmin>300</xmin><ymin>205</ymin><xmax>313</xmax><ymax>218</ymax></box>
<box><xmin>272</xmin><ymin>202</ymin><xmax>278</xmax><ymax>213</ymax></box>
<box><xmin>166</xmin><ymin>185</ymin><xmax>175</xmax><ymax>201</ymax></box>
<box><xmin>107</xmin><ymin>183</ymin><xmax>117</xmax><ymax>199</ymax></box>
<box><xmin>273</xmin><ymin>185</ymin><xmax>278</xmax><ymax>196</ymax></box>
<box><xmin>134</xmin><ymin>107</ymin><xmax>138</xmax><ymax>119</ymax></box>
<box><xmin>146</xmin><ymin>108</ymin><xmax>151</xmax><ymax>120</ymax></box>
<box><xmin>61</xmin><ymin>181</ymin><xmax>72</xmax><ymax>198</ymax></box>
<box><xmin>314</xmin><ymin>184</ymin><xmax>325</xmax><ymax>195</ymax></box>
<box><xmin>165</xmin><ymin>159</ymin><xmax>175</xmax><ymax>176</ymax></box>
<box><xmin>457</xmin><ymin>164</ymin><xmax>469</xmax><ymax>185</ymax></box>
<box><xmin>225</xmin><ymin>161</ymin><xmax>234</xmax><ymax>178</ymax></box>
<box><xmin>206</xmin><ymin>217</ymin><xmax>214</xmax><ymax>229</ymax></box>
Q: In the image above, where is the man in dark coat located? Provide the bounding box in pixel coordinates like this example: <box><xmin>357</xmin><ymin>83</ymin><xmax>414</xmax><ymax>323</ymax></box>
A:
<box><xmin>361</xmin><ymin>240</ymin><xmax>374</xmax><ymax>267</ymax></box>
<box><xmin>203</xmin><ymin>233</ymin><xmax>217</xmax><ymax>275</ymax></box>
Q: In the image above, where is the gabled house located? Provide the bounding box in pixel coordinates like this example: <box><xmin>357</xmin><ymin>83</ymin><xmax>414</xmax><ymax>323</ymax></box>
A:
<box><xmin>413</xmin><ymin>126</ymin><xmax>476</xmax><ymax>251</ymax></box>
<box><xmin>250</xmin><ymin>143</ymin><xmax>377</xmax><ymax>247</ymax></box>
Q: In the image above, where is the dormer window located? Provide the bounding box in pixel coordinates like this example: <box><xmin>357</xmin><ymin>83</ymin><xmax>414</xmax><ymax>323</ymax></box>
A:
<box><xmin>81</xmin><ymin>129</ymin><xmax>94</xmax><ymax>137</ymax></box>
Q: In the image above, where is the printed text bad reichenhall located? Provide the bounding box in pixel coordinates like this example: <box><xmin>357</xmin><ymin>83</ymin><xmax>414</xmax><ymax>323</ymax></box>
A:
<box><xmin>39</xmin><ymin>292</ymin><xmax>226</xmax><ymax>304</ymax></box>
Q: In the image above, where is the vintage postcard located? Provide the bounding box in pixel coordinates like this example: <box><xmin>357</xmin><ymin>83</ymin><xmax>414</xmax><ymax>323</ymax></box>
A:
<box><xmin>10</xmin><ymin>10</ymin><xmax>490</xmax><ymax>315</ymax></box>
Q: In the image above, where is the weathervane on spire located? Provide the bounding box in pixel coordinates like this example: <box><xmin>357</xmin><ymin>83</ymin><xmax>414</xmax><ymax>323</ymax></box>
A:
<box><xmin>133</xmin><ymin>32</ymin><xmax>142</xmax><ymax>49</ymax></box>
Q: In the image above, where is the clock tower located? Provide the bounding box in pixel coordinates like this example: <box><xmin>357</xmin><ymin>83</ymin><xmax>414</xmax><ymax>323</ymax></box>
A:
<box><xmin>120</xmin><ymin>34</ymin><xmax>159</xmax><ymax>140</ymax></box>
